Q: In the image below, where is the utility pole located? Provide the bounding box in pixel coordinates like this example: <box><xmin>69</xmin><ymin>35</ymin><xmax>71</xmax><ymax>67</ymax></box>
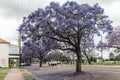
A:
<box><xmin>18</xmin><ymin>32</ymin><xmax>21</xmax><ymax>68</ymax></box>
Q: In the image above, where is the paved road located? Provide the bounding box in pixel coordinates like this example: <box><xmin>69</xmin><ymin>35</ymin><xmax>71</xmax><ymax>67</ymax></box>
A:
<box><xmin>29</xmin><ymin>64</ymin><xmax>120</xmax><ymax>73</ymax></box>
<box><xmin>24</xmin><ymin>64</ymin><xmax>120</xmax><ymax>80</ymax></box>
<box><xmin>82</xmin><ymin>65</ymin><xmax>120</xmax><ymax>73</ymax></box>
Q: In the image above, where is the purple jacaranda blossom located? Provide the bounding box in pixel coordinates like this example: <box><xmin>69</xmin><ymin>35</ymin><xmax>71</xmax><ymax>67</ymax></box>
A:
<box><xmin>19</xmin><ymin>1</ymin><xmax>113</xmax><ymax>72</ymax></box>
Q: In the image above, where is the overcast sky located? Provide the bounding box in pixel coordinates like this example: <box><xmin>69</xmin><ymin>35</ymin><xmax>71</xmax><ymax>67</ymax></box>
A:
<box><xmin>0</xmin><ymin>0</ymin><xmax>120</xmax><ymax>45</ymax></box>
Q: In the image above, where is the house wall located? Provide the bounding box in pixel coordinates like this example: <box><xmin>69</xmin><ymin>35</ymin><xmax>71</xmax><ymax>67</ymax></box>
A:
<box><xmin>9</xmin><ymin>44</ymin><xmax>19</xmax><ymax>54</ymax></box>
<box><xmin>9</xmin><ymin>44</ymin><xmax>20</xmax><ymax>59</ymax></box>
<box><xmin>0</xmin><ymin>44</ymin><xmax>9</xmax><ymax>67</ymax></box>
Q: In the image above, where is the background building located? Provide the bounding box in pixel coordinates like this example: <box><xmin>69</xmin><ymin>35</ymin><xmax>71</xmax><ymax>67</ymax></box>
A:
<box><xmin>0</xmin><ymin>38</ymin><xmax>19</xmax><ymax>67</ymax></box>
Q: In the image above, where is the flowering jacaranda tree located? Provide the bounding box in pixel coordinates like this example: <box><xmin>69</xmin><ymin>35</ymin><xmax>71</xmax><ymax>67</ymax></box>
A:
<box><xmin>19</xmin><ymin>1</ymin><xmax>113</xmax><ymax>72</ymax></box>
<box><xmin>44</xmin><ymin>50</ymin><xmax>70</xmax><ymax>62</ymax></box>
<box><xmin>22</xmin><ymin>39</ymin><xmax>54</xmax><ymax>67</ymax></box>
<box><xmin>106</xmin><ymin>26</ymin><xmax>120</xmax><ymax>52</ymax></box>
<box><xmin>22</xmin><ymin>41</ymin><xmax>43</xmax><ymax>66</ymax></box>
<box><xmin>22</xmin><ymin>42</ymin><xmax>33</xmax><ymax>63</ymax></box>
<box><xmin>81</xmin><ymin>36</ymin><xmax>96</xmax><ymax>64</ymax></box>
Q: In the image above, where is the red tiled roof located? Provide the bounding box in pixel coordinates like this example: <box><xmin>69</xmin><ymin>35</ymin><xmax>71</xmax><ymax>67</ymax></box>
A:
<box><xmin>0</xmin><ymin>38</ymin><xmax>10</xmax><ymax>44</ymax></box>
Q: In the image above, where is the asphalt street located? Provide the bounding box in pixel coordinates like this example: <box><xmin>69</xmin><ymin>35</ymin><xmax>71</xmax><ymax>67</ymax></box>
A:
<box><xmin>24</xmin><ymin>64</ymin><xmax>120</xmax><ymax>80</ymax></box>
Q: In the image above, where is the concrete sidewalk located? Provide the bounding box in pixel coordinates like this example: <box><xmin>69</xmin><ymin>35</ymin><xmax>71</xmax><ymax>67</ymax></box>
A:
<box><xmin>4</xmin><ymin>68</ymin><xmax>25</xmax><ymax>80</ymax></box>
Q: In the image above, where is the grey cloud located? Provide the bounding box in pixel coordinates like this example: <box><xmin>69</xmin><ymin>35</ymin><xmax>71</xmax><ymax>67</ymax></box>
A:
<box><xmin>0</xmin><ymin>0</ymin><xmax>44</xmax><ymax>19</ymax></box>
<box><xmin>0</xmin><ymin>0</ymin><xmax>66</xmax><ymax>20</ymax></box>
<box><xmin>0</xmin><ymin>0</ymin><xmax>120</xmax><ymax>24</ymax></box>
<box><xmin>0</xmin><ymin>0</ymin><xmax>117</xmax><ymax>19</ymax></box>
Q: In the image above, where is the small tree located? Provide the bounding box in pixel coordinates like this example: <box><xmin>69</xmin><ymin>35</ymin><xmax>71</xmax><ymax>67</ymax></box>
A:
<box><xmin>44</xmin><ymin>50</ymin><xmax>70</xmax><ymax>62</ymax></box>
<box><xmin>109</xmin><ymin>53</ymin><xmax>114</xmax><ymax>61</ymax></box>
<box><xmin>22</xmin><ymin>39</ymin><xmax>53</xmax><ymax>67</ymax></box>
<box><xmin>90</xmin><ymin>57</ymin><xmax>97</xmax><ymax>63</ymax></box>
<box><xmin>115</xmin><ymin>54</ymin><xmax>120</xmax><ymax>62</ymax></box>
<box><xmin>106</xmin><ymin>26</ymin><xmax>120</xmax><ymax>51</ymax></box>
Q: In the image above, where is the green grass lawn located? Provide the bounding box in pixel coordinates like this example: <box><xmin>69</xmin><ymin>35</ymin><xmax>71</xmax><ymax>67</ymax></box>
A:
<box><xmin>82</xmin><ymin>61</ymin><xmax>120</xmax><ymax>65</ymax></box>
<box><xmin>0</xmin><ymin>73</ymin><xmax>6</xmax><ymax>80</ymax></box>
<box><xmin>0</xmin><ymin>67</ymin><xmax>10</xmax><ymax>80</ymax></box>
<box><xmin>0</xmin><ymin>67</ymin><xmax>10</xmax><ymax>71</ymax></box>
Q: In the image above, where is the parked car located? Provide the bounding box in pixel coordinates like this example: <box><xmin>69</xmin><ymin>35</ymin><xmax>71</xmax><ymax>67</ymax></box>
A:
<box><xmin>21</xmin><ymin>63</ymin><xmax>31</xmax><ymax>66</ymax></box>
<box><xmin>57</xmin><ymin>61</ymin><xmax>62</xmax><ymax>64</ymax></box>
<box><xmin>48</xmin><ymin>60</ymin><xmax>57</xmax><ymax>66</ymax></box>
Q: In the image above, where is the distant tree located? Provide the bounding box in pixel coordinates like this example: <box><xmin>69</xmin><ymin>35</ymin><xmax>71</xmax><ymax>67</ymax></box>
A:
<box><xmin>44</xmin><ymin>50</ymin><xmax>71</xmax><ymax>63</ymax></box>
<box><xmin>22</xmin><ymin>39</ymin><xmax>53</xmax><ymax>67</ymax></box>
<box><xmin>19</xmin><ymin>1</ymin><xmax>113</xmax><ymax>73</ymax></box>
<box><xmin>106</xmin><ymin>26</ymin><xmax>120</xmax><ymax>52</ymax></box>
<box><xmin>115</xmin><ymin>54</ymin><xmax>120</xmax><ymax>62</ymax></box>
<box><xmin>109</xmin><ymin>53</ymin><xmax>115</xmax><ymax>61</ymax></box>
<box><xmin>105</xmin><ymin>26</ymin><xmax>120</xmax><ymax>64</ymax></box>
<box><xmin>96</xmin><ymin>36</ymin><xmax>111</xmax><ymax>62</ymax></box>
<box><xmin>90</xmin><ymin>57</ymin><xmax>97</xmax><ymax>63</ymax></box>
<box><xmin>97</xmin><ymin>56</ymin><xmax>102</xmax><ymax>62</ymax></box>
<box><xmin>22</xmin><ymin>41</ymin><xmax>42</xmax><ymax>66</ymax></box>
<box><xmin>81</xmin><ymin>36</ymin><xmax>95</xmax><ymax>64</ymax></box>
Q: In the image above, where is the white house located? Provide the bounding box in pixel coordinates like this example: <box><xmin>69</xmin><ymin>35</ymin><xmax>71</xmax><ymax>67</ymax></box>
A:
<box><xmin>0</xmin><ymin>38</ymin><xmax>19</xmax><ymax>67</ymax></box>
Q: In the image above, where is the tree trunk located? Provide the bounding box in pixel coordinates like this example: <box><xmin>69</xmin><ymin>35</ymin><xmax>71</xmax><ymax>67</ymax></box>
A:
<box><xmin>76</xmin><ymin>48</ymin><xmax>82</xmax><ymax>73</ymax></box>
<box><xmin>39</xmin><ymin>59</ymin><xmax>42</xmax><ymax>67</ymax></box>
<box><xmin>39</xmin><ymin>52</ymin><xmax>42</xmax><ymax>67</ymax></box>
<box><xmin>84</xmin><ymin>52</ymin><xmax>91</xmax><ymax>64</ymax></box>
<box><xmin>76</xmin><ymin>29</ymin><xmax>83</xmax><ymax>73</ymax></box>
<box><xmin>29</xmin><ymin>58</ymin><xmax>32</xmax><ymax>64</ymax></box>
<box><xmin>114</xmin><ymin>58</ymin><xmax>116</xmax><ymax>64</ymax></box>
